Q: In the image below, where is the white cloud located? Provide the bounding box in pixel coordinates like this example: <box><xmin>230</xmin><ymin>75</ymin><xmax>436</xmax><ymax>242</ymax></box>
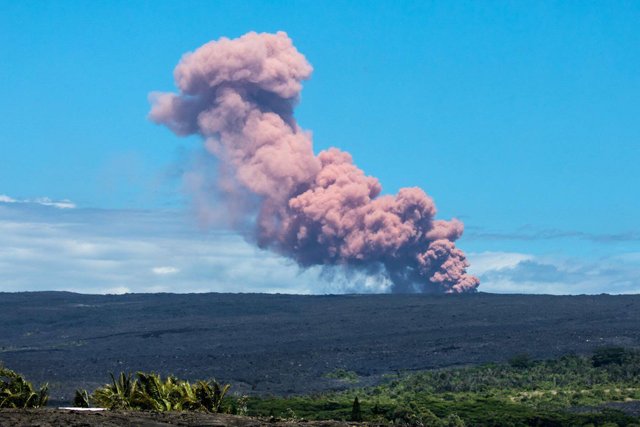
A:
<box><xmin>0</xmin><ymin>201</ymin><xmax>639</xmax><ymax>295</ymax></box>
<box><xmin>0</xmin><ymin>203</ymin><xmax>322</xmax><ymax>294</ymax></box>
<box><xmin>0</xmin><ymin>194</ymin><xmax>76</xmax><ymax>209</ymax></box>
<box><xmin>152</xmin><ymin>266</ymin><xmax>180</xmax><ymax>275</ymax></box>
<box><xmin>467</xmin><ymin>251</ymin><xmax>534</xmax><ymax>276</ymax></box>
<box><xmin>469</xmin><ymin>251</ymin><xmax>640</xmax><ymax>295</ymax></box>
<box><xmin>33</xmin><ymin>197</ymin><xmax>76</xmax><ymax>209</ymax></box>
<box><xmin>0</xmin><ymin>195</ymin><xmax>16</xmax><ymax>203</ymax></box>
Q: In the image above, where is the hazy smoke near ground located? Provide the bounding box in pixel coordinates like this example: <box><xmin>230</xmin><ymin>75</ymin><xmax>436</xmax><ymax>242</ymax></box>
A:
<box><xmin>149</xmin><ymin>31</ymin><xmax>479</xmax><ymax>293</ymax></box>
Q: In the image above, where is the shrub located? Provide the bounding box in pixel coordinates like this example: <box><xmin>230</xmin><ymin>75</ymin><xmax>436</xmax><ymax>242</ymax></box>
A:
<box><xmin>134</xmin><ymin>372</ymin><xmax>184</xmax><ymax>411</ymax></box>
<box><xmin>350</xmin><ymin>396</ymin><xmax>362</xmax><ymax>422</ymax></box>
<box><xmin>0</xmin><ymin>365</ymin><xmax>48</xmax><ymax>408</ymax></box>
<box><xmin>509</xmin><ymin>353</ymin><xmax>534</xmax><ymax>369</ymax></box>
<box><xmin>91</xmin><ymin>372</ymin><xmax>137</xmax><ymax>409</ymax></box>
<box><xmin>73</xmin><ymin>389</ymin><xmax>90</xmax><ymax>408</ymax></box>
<box><xmin>324</xmin><ymin>369</ymin><xmax>359</xmax><ymax>382</ymax></box>
<box><xmin>89</xmin><ymin>371</ymin><xmax>231</xmax><ymax>412</ymax></box>
<box><xmin>592</xmin><ymin>347</ymin><xmax>629</xmax><ymax>367</ymax></box>
<box><xmin>191</xmin><ymin>379</ymin><xmax>231</xmax><ymax>412</ymax></box>
<box><xmin>443</xmin><ymin>413</ymin><xmax>466</xmax><ymax>427</ymax></box>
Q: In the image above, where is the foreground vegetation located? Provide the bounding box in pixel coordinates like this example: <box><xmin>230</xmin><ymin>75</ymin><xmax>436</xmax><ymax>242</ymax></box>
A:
<box><xmin>0</xmin><ymin>365</ymin><xmax>48</xmax><ymax>408</ymax></box>
<box><xmin>247</xmin><ymin>348</ymin><xmax>640</xmax><ymax>426</ymax></box>
<box><xmin>4</xmin><ymin>348</ymin><xmax>640</xmax><ymax>425</ymax></box>
<box><xmin>75</xmin><ymin>372</ymin><xmax>236</xmax><ymax>413</ymax></box>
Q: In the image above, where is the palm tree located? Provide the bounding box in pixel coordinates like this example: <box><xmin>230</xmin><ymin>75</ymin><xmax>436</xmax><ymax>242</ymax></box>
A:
<box><xmin>193</xmin><ymin>379</ymin><xmax>231</xmax><ymax>413</ymax></box>
<box><xmin>91</xmin><ymin>372</ymin><xmax>137</xmax><ymax>409</ymax></box>
<box><xmin>134</xmin><ymin>372</ymin><xmax>184</xmax><ymax>411</ymax></box>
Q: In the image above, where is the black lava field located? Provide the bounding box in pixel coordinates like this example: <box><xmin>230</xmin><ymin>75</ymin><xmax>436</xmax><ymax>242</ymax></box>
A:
<box><xmin>1</xmin><ymin>292</ymin><xmax>639</xmax><ymax>405</ymax></box>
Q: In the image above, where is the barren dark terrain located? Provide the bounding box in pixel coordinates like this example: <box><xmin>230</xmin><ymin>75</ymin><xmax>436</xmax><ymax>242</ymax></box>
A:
<box><xmin>1</xmin><ymin>292</ymin><xmax>640</xmax><ymax>406</ymax></box>
<box><xmin>0</xmin><ymin>408</ymin><xmax>363</xmax><ymax>427</ymax></box>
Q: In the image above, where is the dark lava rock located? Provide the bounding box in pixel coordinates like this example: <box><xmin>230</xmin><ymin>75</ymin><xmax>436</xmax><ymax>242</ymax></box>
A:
<box><xmin>0</xmin><ymin>409</ymin><xmax>367</xmax><ymax>427</ymax></box>
<box><xmin>1</xmin><ymin>292</ymin><xmax>639</xmax><ymax>405</ymax></box>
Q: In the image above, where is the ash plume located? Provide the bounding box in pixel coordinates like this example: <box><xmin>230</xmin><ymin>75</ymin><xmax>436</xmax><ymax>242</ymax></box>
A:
<box><xmin>149</xmin><ymin>31</ymin><xmax>479</xmax><ymax>293</ymax></box>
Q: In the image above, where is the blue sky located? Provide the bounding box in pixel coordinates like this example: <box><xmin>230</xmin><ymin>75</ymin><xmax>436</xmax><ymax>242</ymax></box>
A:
<box><xmin>1</xmin><ymin>1</ymin><xmax>639</xmax><ymax>294</ymax></box>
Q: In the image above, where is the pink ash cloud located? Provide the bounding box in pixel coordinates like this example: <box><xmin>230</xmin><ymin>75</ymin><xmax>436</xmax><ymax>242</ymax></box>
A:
<box><xmin>149</xmin><ymin>31</ymin><xmax>479</xmax><ymax>293</ymax></box>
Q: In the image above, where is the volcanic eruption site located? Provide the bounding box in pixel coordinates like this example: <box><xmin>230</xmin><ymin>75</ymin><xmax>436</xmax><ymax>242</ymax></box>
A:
<box><xmin>149</xmin><ymin>31</ymin><xmax>479</xmax><ymax>293</ymax></box>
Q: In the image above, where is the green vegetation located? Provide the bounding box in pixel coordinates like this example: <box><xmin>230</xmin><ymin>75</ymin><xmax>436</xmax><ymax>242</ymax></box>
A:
<box><xmin>508</xmin><ymin>353</ymin><xmax>535</xmax><ymax>369</ymax></box>
<box><xmin>4</xmin><ymin>348</ymin><xmax>640</xmax><ymax>426</ymax></box>
<box><xmin>82</xmin><ymin>372</ymin><xmax>233</xmax><ymax>412</ymax></box>
<box><xmin>73</xmin><ymin>388</ymin><xmax>90</xmax><ymax>408</ymax></box>
<box><xmin>0</xmin><ymin>365</ymin><xmax>48</xmax><ymax>408</ymax></box>
<box><xmin>246</xmin><ymin>348</ymin><xmax>640</xmax><ymax>426</ymax></box>
<box><xmin>324</xmin><ymin>368</ymin><xmax>360</xmax><ymax>382</ymax></box>
<box><xmin>351</xmin><ymin>396</ymin><xmax>362</xmax><ymax>421</ymax></box>
<box><xmin>593</xmin><ymin>347</ymin><xmax>631</xmax><ymax>367</ymax></box>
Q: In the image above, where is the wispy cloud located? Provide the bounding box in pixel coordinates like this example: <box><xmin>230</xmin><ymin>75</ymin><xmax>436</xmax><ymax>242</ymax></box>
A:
<box><xmin>1</xmin><ymin>197</ymin><xmax>639</xmax><ymax>295</ymax></box>
<box><xmin>466</xmin><ymin>251</ymin><xmax>534</xmax><ymax>276</ymax></box>
<box><xmin>152</xmin><ymin>266</ymin><xmax>180</xmax><ymax>275</ymax></box>
<box><xmin>0</xmin><ymin>201</ymin><xmax>324</xmax><ymax>294</ymax></box>
<box><xmin>468</xmin><ymin>252</ymin><xmax>640</xmax><ymax>295</ymax></box>
<box><xmin>0</xmin><ymin>194</ymin><xmax>76</xmax><ymax>209</ymax></box>
<box><xmin>466</xmin><ymin>226</ymin><xmax>640</xmax><ymax>243</ymax></box>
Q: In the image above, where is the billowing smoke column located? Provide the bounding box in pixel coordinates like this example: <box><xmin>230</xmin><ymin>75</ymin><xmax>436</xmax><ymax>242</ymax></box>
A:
<box><xmin>150</xmin><ymin>31</ymin><xmax>479</xmax><ymax>293</ymax></box>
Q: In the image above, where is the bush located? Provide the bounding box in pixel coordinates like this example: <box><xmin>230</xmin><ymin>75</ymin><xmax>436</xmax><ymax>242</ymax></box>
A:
<box><xmin>0</xmin><ymin>365</ymin><xmax>48</xmax><ymax>408</ymax></box>
<box><xmin>73</xmin><ymin>389</ymin><xmax>90</xmax><ymax>408</ymax></box>
<box><xmin>592</xmin><ymin>347</ymin><xmax>629</xmax><ymax>367</ymax></box>
<box><xmin>90</xmin><ymin>371</ymin><xmax>231</xmax><ymax>412</ymax></box>
<box><xmin>351</xmin><ymin>396</ymin><xmax>362</xmax><ymax>421</ymax></box>
<box><xmin>443</xmin><ymin>413</ymin><xmax>466</xmax><ymax>427</ymax></box>
<box><xmin>509</xmin><ymin>353</ymin><xmax>534</xmax><ymax>369</ymax></box>
<box><xmin>324</xmin><ymin>369</ymin><xmax>359</xmax><ymax>382</ymax></box>
<box><xmin>91</xmin><ymin>372</ymin><xmax>137</xmax><ymax>409</ymax></box>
